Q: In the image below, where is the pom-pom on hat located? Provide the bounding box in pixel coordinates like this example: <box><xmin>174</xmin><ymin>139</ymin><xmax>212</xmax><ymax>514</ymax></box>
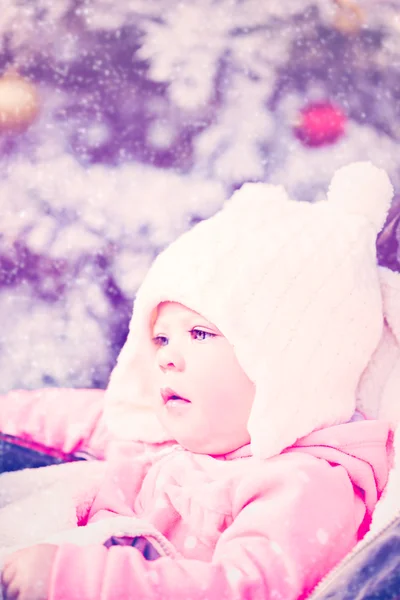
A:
<box><xmin>104</xmin><ymin>162</ymin><xmax>393</xmax><ymax>459</ymax></box>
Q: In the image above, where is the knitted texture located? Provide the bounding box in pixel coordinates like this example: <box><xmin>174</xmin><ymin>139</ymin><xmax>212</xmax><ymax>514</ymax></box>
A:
<box><xmin>104</xmin><ymin>162</ymin><xmax>393</xmax><ymax>459</ymax></box>
<box><xmin>357</xmin><ymin>267</ymin><xmax>400</xmax><ymax>429</ymax></box>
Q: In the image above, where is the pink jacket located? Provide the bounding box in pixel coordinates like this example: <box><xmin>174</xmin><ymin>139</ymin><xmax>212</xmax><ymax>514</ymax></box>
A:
<box><xmin>0</xmin><ymin>389</ymin><xmax>390</xmax><ymax>600</ymax></box>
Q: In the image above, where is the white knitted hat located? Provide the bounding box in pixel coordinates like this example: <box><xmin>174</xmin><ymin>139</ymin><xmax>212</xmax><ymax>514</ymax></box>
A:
<box><xmin>104</xmin><ymin>162</ymin><xmax>393</xmax><ymax>459</ymax></box>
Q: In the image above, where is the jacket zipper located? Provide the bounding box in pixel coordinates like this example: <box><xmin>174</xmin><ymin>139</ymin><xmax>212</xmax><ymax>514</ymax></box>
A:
<box><xmin>307</xmin><ymin>509</ymin><xmax>400</xmax><ymax>599</ymax></box>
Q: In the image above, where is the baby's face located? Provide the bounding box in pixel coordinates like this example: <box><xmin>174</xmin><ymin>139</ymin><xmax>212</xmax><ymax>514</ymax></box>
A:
<box><xmin>152</xmin><ymin>302</ymin><xmax>255</xmax><ymax>455</ymax></box>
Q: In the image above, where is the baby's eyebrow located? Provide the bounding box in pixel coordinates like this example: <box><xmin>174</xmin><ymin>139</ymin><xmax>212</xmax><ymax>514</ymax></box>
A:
<box><xmin>153</xmin><ymin>315</ymin><xmax>218</xmax><ymax>332</ymax></box>
<box><xmin>152</xmin><ymin>325</ymin><xmax>166</xmax><ymax>335</ymax></box>
<box><xmin>152</xmin><ymin>320</ymin><xmax>171</xmax><ymax>335</ymax></box>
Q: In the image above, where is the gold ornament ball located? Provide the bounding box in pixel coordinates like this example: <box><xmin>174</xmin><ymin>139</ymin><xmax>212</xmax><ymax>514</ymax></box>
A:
<box><xmin>333</xmin><ymin>1</ymin><xmax>365</xmax><ymax>34</ymax></box>
<box><xmin>0</xmin><ymin>72</ymin><xmax>40</xmax><ymax>133</ymax></box>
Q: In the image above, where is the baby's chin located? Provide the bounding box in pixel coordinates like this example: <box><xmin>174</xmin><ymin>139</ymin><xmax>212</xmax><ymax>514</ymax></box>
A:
<box><xmin>169</xmin><ymin>430</ymin><xmax>247</xmax><ymax>456</ymax></box>
<box><xmin>156</xmin><ymin>410</ymin><xmax>250</xmax><ymax>455</ymax></box>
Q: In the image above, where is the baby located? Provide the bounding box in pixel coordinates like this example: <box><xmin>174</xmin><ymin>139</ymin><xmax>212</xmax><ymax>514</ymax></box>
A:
<box><xmin>0</xmin><ymin>162</ymin><xmax>394</xmax><ymax>600</ymax></box>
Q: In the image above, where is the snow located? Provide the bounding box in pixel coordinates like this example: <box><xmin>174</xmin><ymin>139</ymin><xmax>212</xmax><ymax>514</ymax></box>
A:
<box><xmin>226</xmin><ymin>566</ymin><xmax>243</xmax><ymax>586</ymax></box>
<box><xmin>184</xmin><ymin>535</ymin><xmax>198</xmax><ymax>550</ymax></box>
<box><xmin>270</xmin><ymin>540</ymin><xmax>284</xmax><ymax>555</ymax></box>
<box><xmin>0</xmin><ymin>0</ymin><xmax>399</xmax><ymax>391</ymax></box>
<box><xmin>316</xmin><ymin>528</ymin><xmax>329</xmax><ymax>545</ymax></box>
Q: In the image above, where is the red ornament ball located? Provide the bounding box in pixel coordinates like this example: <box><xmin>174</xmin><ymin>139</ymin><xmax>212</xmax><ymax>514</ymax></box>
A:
<box><xmin>294</xmin><ymin>102</ymin><xmax>347</xmax><ymax>147</ymax></box>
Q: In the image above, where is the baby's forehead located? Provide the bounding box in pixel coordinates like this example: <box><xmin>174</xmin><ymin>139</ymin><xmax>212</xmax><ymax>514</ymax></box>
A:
<box><xmin>152</xmin><ymin>302</ymin><xmax>209</xmax><ymax>329</ymax></box>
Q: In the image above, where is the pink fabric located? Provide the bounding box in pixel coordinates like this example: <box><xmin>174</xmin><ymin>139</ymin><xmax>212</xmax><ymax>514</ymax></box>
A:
<box><xmin>46</xmin><ymin>419</ymin><xmax>389</xmax><ymax>600</ymax></box>
<box><xmin>0</xmin><ymin>388</ymin><xmax>390</xmax><ymax>598</ymax></box>
<box><xmin>0</xmin><ymin>388</ymin><xmax>110</xmax><ymax>459</ymax></box>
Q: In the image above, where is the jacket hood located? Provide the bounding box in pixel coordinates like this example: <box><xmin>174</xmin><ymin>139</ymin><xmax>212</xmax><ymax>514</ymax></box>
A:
<box><xmin>357</xmin><ymin>267</ymin><xmax>400</xmax><ymax>429</ymax></box>
<box><xmin>287</xmin><ymin>419</ymin><xmax>390</xmax><ymax>533</ymax></box>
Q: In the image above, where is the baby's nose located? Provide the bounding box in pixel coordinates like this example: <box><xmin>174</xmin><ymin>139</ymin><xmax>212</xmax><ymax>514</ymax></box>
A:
<box><xmin>158</xmin><ymin>346</ymin><xmax>185</xmax><ymax>372</ymax></box>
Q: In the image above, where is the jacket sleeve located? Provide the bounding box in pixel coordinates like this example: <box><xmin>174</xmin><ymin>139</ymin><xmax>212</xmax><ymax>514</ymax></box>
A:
<box><xmin>48</xmin><ymin>454</ymin><xmax>365</xmax><ymax>600</ymax></box>
<box><xmin>0</xmin><ymin>388</ymin><xmax>110</xmax><ymax>458</ymax></box>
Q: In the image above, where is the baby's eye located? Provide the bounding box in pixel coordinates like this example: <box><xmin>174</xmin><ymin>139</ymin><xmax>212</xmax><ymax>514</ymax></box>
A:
<box><xmin>191</xmin><ymin>328</ymin><xmax>216</xmax><ymax>341</ymax></box>
<box><xmin>152</xmin><ymin>335</ymin><xmax>168</xmax><ymax>347</ymax></box>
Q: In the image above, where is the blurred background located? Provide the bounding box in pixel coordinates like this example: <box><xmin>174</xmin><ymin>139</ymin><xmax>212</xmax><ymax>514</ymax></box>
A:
<box><xmin>0</xmin><ymin>0</ymin><xmax>399</xmax><ymax>392</ymax></box>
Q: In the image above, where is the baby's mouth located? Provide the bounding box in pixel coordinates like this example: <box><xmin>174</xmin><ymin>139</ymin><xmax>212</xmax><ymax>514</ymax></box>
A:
<box><xmin>161</xmin><ymin>387</ymin><xmax>190</xmax><ymax>405</ymax></box>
